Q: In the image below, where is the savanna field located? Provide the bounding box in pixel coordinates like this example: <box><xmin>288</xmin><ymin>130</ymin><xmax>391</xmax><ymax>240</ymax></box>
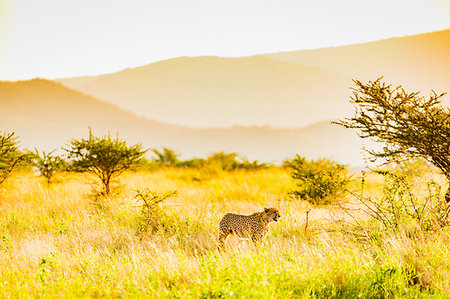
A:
<box><xmin>2</xmin><ymin>2</ymin><xmax>450</xmax><ymax>298</ymax></box>
<box><xmin>1</xmin><ymin>166</ymin><xmax>450</xmax><ymax>298</ymax></box>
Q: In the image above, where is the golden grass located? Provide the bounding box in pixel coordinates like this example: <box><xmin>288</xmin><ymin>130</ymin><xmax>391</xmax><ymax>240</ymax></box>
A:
<box><xmin>0</xmin><ymin>168</ymin><xmax>449</xmax><ymax>297</ymax></box>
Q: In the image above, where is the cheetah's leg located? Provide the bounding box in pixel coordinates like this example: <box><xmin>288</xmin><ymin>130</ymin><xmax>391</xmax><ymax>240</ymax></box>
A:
<box><xmin>218</xmin><ymin>229</ymin><xmax>230</xmax><ymax>250</ymax></box>
<box><xmin>251</xmin><ymin>233</ymin><xmax>262</xmax><ymax>248</ymax></box>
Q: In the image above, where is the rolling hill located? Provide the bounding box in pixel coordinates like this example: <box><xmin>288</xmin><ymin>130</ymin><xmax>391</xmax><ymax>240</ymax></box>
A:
<box><xmin>0</xmin><ymin>79</ymin><xmax>364</xmax><ymax>165</ymax></box>
<box><xmin>266</xmin><ymin>29</ymin><xmax>450</xmax><ymax>96</ymax></box>
<box><xmin>56</xmin><ymin>29</ymin><xmax>450</xmax><ymax>129</ymax></box>
<box><xmin>56</xmin><ymin>56</ymin><xmax>353</xmax><ymax>128</ymax></box>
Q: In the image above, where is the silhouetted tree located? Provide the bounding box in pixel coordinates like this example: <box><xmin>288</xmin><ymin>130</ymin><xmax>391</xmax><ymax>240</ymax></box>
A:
<box><xmin>335</xmin><ymin>78</ymin><xmax>450</xmax><ymax>202</ymax></box>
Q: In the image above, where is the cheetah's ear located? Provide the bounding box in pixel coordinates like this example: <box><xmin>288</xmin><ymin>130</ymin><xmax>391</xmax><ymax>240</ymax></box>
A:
<box><xmin>264</xmin><ymin>207</ymin><xmax>269</xmax><ymax>212</ymax></box>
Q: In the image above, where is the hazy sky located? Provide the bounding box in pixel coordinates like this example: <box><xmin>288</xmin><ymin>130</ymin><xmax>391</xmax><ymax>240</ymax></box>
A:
<box><xmin>1</xmin><ymin>0</ymin><xmax>449</xmax><ymax>80</ymax></box>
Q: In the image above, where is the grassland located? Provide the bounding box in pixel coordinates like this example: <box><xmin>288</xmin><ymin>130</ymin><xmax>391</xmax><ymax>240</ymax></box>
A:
<box><xmin>0</xmin><ymin>168</ymin><xmax>449</xmax><ymax>298</ymax></box>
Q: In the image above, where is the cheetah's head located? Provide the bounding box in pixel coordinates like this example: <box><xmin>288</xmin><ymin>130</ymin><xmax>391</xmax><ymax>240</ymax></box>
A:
<box><xmin>263</xmin><ymin>207</ymin><xmax>281</xmax><ymax>222</ymax></box>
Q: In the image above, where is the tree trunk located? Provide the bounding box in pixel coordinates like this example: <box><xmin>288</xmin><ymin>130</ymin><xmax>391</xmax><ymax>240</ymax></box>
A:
<box><xmin>445</xmin><ymin>174</ymin><xmax>450</xmax><ymax>203</ymax></box>
<box><xmin>104</xmin><ymin>176</ymin><xmax>111</xmax><ymax>195</ymax></box>
<box><xmin>105</xmin><ymin>181</ymin><xmax>110</xmax><ymax>195</ymax></box>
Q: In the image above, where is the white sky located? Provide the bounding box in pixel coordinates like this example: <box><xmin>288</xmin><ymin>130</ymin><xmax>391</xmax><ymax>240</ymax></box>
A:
<box><xmin>1</xmin><ymin>0</ymin><xmax>449</xmax><ymax>80</ymax></box>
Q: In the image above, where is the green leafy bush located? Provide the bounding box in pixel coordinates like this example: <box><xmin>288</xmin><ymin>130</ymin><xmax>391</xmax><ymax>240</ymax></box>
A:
<box><xmin>180</xmin><ymin>152</ymin><xmax>269</xmax><ymax>171</ymax></box>
<box><xmin>205</xmin><ymin>152</ymin><xmax>240</xmax><ymax>171</ymax></box>
<box><xmin>152</xmin><ymin>147</ymin><xmax>180</xmax><ymax>167</ymax></box>
<box><xmin>284</xmin><ymin>155</ymin><xmax>350</xmax><ymax>205</ymax></box>
<box><xmin>178</xmin><ymin>157</ymin><xmax>207</xmax><ymax>169</ymax></box>
<box><xmin>138</xmin><ymin>148</ymin><xmax>270</xmax><ymax>171</ymax></box>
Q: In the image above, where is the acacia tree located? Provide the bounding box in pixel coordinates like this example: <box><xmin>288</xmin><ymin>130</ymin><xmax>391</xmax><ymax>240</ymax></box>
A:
<box><xmin>335</xmin><ymin>78</ymin><xmax>450</xmax><ymax>202</ymax></box>
<box><xmin>64</xmin><ymin>130</ymin><xmax>146</xmax><ymax>194</ymax></box>
<box><xmin>0</xmin><ymin>132</ymin><xmax>29</xmax><ymax>185</ymax></box>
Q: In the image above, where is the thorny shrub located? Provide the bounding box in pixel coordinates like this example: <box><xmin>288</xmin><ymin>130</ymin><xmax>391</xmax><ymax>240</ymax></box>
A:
<box><xmin>133</xmin><ymin>189</ymin><xmax>177</xmax><ymax>238</ymax></box>
<box><xmin>336</xmin><ymin>170</ymin><xmax>450</xmax><ymax>240</ymax></box>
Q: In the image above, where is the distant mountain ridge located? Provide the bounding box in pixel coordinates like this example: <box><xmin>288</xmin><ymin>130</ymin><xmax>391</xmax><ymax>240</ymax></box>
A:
<box><xmin>56</xmin><ymin>29</ymin><xmax>450</xmax><ymax>128</ymax></box>
<box><xmin>5</xmin><ymin>30</ymin><xmax>448</xmax><ymax>165</ymax></box>
<box><xmin>0</xmin><ymin>79</ymin><xmax>363</xmax><ymax>165</ymax></box>
<box><xmin>57</xmin><ymin>55</ymin><xmax>353</xmax><ymax>128</ymax></box>
<box><xmin>266</xmin><ymin>29</ymin><xmax>450</xmax><ymax>94</ymax></box>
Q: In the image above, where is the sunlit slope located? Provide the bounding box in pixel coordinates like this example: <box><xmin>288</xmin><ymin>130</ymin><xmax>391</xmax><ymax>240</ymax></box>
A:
<box><xmin>267</xmin><ymin>29</ymin><xmax>450</xmax><ymax>96</ymax></box>
<box><xmin>56</xmin><ymin>30</ymin><xmax>450</xmax><ymax>129</ymax></box>
<box><xmin>57</xmin><ymin>56</ymin><xmax>352</xmax><ymax>128</ymax></box>
<box><xmin>0</xmin><ymin>78</ymin><xmax>187</xmax><ymax>150</ymax></box>
<box><xmin>0</xmin><ymin>79</ymin><xmax>363</xmax><ymax>164</ymax></box>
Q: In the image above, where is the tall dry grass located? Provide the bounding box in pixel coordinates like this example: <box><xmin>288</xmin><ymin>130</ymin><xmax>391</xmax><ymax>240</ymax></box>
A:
<box><xmin>0</xmin><ymin>168</ymin><xmax>449</xmax><ymax>297</ymax></box>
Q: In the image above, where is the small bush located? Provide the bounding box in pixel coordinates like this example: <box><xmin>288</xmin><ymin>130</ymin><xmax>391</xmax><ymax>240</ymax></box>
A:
<box><xmin>181</xmin><ymin>152</ymin><xmax>269</xmax><ymax>171</ymax></box>
<box><xmin>205</xmin><ymin>152</ymin><xmax>240</xmax><ymax>171</ymax></box>
<box><xmin>140</xmin><ymin>149</ymin><xmax>270</xmax><ymax>172</ymax></box>
<box><xmin>178</xmin><ymin>158</ymin><xmax>207</xmax><ymax>169</ymax></box>
<box><xmin>152</xmin><ymin>148</ymin><xmax>180</xmax><ymax>167</ymax></box>
<box><xmin>284</xmin><ymin>155</ymin><xmax>351</xmax><ymax>205</ymax></box>
<box><xmin>133</xmin><ymin>189</ymin><xmax>177</xmax><ymax>238</ymax></box>
<box><xmin>33</xmin><ymin>150</ymin><xmax>66</xmax><ymax>184</ymax></box>
<box><xmin>341</xmin><ymin>170</ymin><xmax>449</xmax><ymax>238</ymax></box>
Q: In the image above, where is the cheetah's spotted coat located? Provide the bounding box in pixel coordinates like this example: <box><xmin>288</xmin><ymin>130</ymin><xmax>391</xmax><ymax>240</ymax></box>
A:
<box><xmin>218</xmin><ymin>207</ymin><xmax>281</xmax><ymax>248</ymax></box>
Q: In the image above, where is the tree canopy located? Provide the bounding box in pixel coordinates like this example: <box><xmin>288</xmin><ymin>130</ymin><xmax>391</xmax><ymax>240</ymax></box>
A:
<box><xmin>335</xmin><ymin>78</ymin><xmax>450</xmax><ymax>201</ymax></box>
<box><xmin>0</xmin><ymin>132</ymin><xmax>30</xmax><ymax>185</ymax></box>
<box><xmin>64</xmin><ymin>130</ymin><xmax>146</xmax><ymax>194</ymax></box>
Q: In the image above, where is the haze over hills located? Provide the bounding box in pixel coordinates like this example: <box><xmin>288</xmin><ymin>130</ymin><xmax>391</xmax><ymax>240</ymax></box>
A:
<box><xmin>57</xmin><ymin>56</ymin><xmax>353</xmax><ymax>128</ymax></box>
<box><xmin>56</xmin><ymin>29</ymin><xmax>450</xmax><ymax>129</ymax></box>
<box><xmin>0</xmin><ymin>79</ymin><xmax>363</xmax><ymax>165</ymax></box>
<box><xmin>0</xmin><ymin>79</ymin><xmax>182</xmax><ymax>150</ymax></box>
<box><xmin>4</xmin><ymin>30</ymin><xmax>449</xmax><ymax>166</ymax></box>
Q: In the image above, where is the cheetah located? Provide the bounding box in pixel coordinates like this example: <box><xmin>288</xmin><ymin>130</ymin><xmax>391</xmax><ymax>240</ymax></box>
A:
<box><xmin>218</xmin><ymin>207</ymin><xmax>281</xmax><ymax>249</ymax></box>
